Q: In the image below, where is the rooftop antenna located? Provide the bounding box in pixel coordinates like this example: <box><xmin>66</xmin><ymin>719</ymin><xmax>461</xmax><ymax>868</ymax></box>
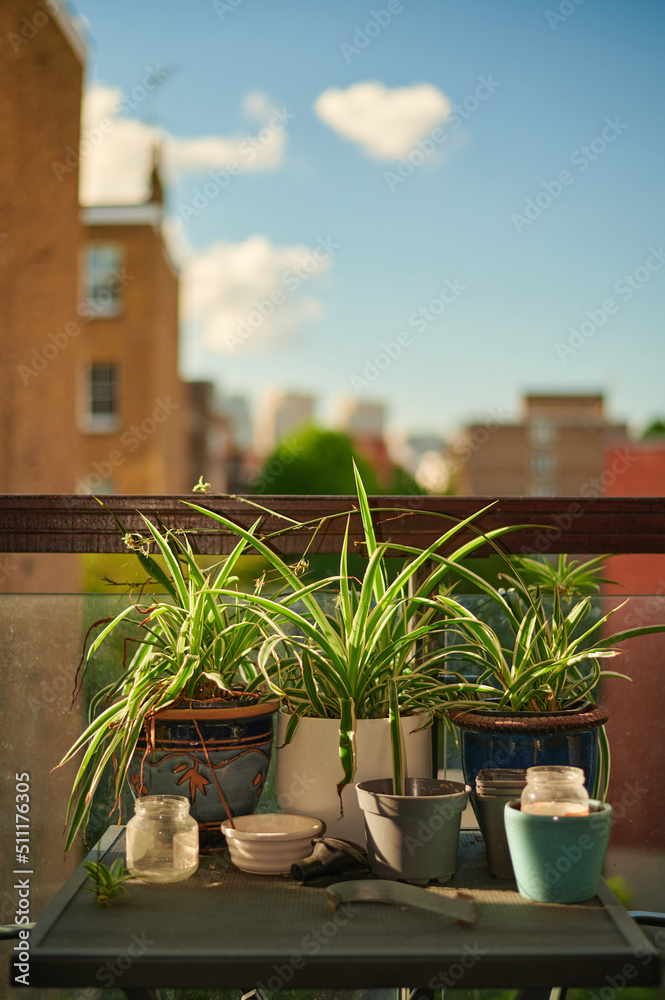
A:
<box><xmin>140</xmin><ymin>65</ymin><xmax>178</xmax><ymax>202</ymax></box>
<box><xmin>142</xmin><ymin>64</ymin><xmax>178</xmax><ymax>132</ymax></box>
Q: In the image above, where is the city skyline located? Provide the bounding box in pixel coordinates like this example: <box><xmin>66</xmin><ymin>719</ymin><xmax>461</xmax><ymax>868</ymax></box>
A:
<box><xmin>74</xmin><ymin>0</ymin><xmax>665</xmax><ymax>439</ymax></box>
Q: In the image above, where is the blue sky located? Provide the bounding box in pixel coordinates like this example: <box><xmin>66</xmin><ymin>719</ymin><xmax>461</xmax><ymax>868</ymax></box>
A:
<box><xmin>77</xmin><ymin>0</ymin><xmax>665</xmax><ymax>440</ymax></box>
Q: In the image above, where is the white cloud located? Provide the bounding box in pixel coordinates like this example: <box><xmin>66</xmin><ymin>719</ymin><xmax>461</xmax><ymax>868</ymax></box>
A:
<box><xmin>178</xmin><ymin>233</ymin><xmax>333</xmax><ymax>356</ymax></box>
<box><xmin>314</xmin><ymin>81</ymin><xmax>452</xmax><ymax>160</ymax></box>
<box><xmin>79</xmin><ymin>83</ymin><xmax>288</xmax><ymax>205</ymax></box>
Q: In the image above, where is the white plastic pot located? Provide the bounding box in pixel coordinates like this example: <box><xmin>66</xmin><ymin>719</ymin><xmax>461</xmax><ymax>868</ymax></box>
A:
<box><xmin>221</xmin><ymin>813</ymin><xmax>323</xmax><ymax>874</ymax></box>
<box><xmin>275</xmin><ymin>710</ymin><xmax>432</xmax><ymax>846</ymax></box>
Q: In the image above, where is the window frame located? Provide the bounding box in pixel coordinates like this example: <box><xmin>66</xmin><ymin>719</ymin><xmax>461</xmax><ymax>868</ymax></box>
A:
<box><xmin>80</xmin><ymin>242</ymin><xmax>125</xmax><ymax>319</ymax></box>
<box><xmin>80</xmin><ymin>361</ymin><xmax>121</xmax><ymax>434</ymax></box>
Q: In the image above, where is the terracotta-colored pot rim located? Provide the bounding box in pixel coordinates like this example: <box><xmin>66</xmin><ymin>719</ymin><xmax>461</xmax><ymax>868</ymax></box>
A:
<box><xmin>448</xmin><ymin>702</ymin><xmax>608</xmax><ymax>734</ymax></box>
<box><xmin>154</xmin><ymin>697</ymin><xmax>280</xmax><ymax>721</ymax></box>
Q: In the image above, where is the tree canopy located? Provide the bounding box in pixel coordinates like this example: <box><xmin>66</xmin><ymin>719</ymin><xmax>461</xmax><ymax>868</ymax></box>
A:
<box><xmin>251</xmin><ymin>427</ymin><xmax>423</xmax><ymax>496</ymax></box>
<box><xmin>642</xmin><ymin>419</ymin><xmax>665</xmax><ymax>440</ymax></box>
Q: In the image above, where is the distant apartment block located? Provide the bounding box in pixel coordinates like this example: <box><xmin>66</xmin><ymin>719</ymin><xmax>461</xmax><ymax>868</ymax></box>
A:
<box><xmin>188</xmin><ymin>382</ymin><xmax>250</xmax><ymax>494</ymax></box>
<box><xmin>257</xmin><ymin>391</ymin><xmax>315</xmax><ymax>455</ymax></box>
<box><xmin>449</xmin><ymin>394</ymin><xmax>628</xmax><ymax>496</ymax></box>
<box><xmin>337</xmin><ymin>399</ymin><xmax>394</xmax><ymax>485</ymax></box>
<box><xmin>338</xmin><ymin>399</ymin><xmax>385</xmax><ymax>439</ymax></box>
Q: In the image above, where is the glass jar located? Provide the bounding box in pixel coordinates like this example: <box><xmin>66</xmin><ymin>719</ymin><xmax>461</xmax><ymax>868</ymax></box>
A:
<box><xmin>126</xmin><ymin>794</ymin><xmax>199</xmax><ymax>882</ymax></box>
<box><xmin>520</xmin><ymin>765</ymin><xmax>589</xmax><ymax>816</ymax></box>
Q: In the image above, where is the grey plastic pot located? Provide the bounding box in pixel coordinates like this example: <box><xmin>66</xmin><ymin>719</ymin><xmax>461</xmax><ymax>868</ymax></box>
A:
<box><xmin>356</xmin><ymin>777</ymin><xmax>470</xmax><ymax>885</ymax></box>
<box><xmin>475</xmin><ymin>791</ymin><xmax>515</xmax><ymax>878</ymax></box>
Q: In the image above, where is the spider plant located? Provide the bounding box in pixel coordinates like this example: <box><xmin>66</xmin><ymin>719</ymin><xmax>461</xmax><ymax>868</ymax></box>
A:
<box><xmin>433</xmin><ymin>553</ymin><xmax>665</xmax><ymax>714</ymax></box>
<box><xmin>186</xmin><ymin>463</ymin><xmax>526</xmax><ymax>796</ymax></box>
<box><xmin>83</xmin><ymin>858</ymin><xmax>136</xmax><ymax>906</ymax></box>
<box><xmin>429</xmin><ymin>553</ymin><xmax>665</xmax><ymax>796</ymax></box>
<box><xmin>55</xmin><ymin>514</ymin><xmax>278</xmax><ymax>852</ymax></box>
<box><xmin>509</xmin><ymin>553</ymin><xmax>614</xmax><ymax>598</ymax></box>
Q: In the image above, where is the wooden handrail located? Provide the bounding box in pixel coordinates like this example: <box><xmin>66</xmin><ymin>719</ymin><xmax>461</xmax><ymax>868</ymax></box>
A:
<box><xmin>1</xmin><ymin>494</ymin><xmax>664</xmax><ymax>554</ymax></box>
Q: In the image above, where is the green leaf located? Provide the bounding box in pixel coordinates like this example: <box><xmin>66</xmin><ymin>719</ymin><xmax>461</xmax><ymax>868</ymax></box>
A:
<box><xmin>337</xmin><ymin>698</ymin><xmax>357</xmax><ymax>806</ymax></box>
<box><xmin>388</xmin><ymin>678</ymin><xmax>405</xmax><ymax>795</ymax></box>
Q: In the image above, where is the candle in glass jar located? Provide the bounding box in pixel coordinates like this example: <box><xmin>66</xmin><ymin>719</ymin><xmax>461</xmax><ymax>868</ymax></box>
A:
<box><xmin>520</xmin><ymin>765</ymin><xmax>590</xmax><ymax>816</ymax></box>
<box><xmin>521</xmin><ymin>799</ymin><xmax>589</xmax><ymax>817</ymax></box>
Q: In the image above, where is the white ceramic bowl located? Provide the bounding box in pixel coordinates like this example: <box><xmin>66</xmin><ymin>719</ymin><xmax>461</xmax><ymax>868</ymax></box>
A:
<box><xmin>221</xmin><ymin>813</ymin><xmax>323</xmax><ymax>874</ymax></box>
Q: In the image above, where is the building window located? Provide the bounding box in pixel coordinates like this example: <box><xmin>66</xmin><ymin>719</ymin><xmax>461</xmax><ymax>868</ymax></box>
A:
<box><xmin>83</xmin><ymin>363</ymin><xmax>119</xmax><ymax>433</ymax></box>
<box><xmin>529</xmin><ymin>420</ymin><xmax>555</xmax><ymax>446</ymax></box>
<box><xmin>530</xmin><ymin>451</ymin><xmax>556</xmax><ymax>477</ymax></box>
<box><xmin>530</xmin><ymin>482</ymin><xmax>555</xmax><ymax>497</ymax></box>
<box><xmin>82</xmin><ymin>244</ymin><xmax>124</xmax><ymax>317</ymax></box>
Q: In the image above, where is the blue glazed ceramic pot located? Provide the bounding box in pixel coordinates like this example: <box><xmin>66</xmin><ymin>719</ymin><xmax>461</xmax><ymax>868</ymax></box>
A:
<box><xmin>504</xmin><ymin>799</ymin><xmax>612</xmax><ymax>903</ymax></box>
<box><xmin>129</xmin><ymin>698</ymin><xmax>278</xmax><ymax>852</ymax></box>
<box><xmin>450</xmin><ymin>703</ymin><xmax>608</xmax><ymax>803</ymax></box>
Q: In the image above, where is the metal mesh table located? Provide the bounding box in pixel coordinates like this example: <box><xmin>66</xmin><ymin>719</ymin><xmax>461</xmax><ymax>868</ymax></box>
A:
<box><xmin>28</xmin><ymin>829</ymin><xmax>660</xmax><ymax>994</ymax></box>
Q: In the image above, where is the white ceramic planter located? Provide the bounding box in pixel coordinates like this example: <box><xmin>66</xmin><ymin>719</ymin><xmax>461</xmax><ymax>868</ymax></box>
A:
<box><xmin>275</xmin><ymin>711</ymin><xmax>433</xmax><ymax>845</ymax></box>
<box><xmin>221</xmin><ymin>813</ymin><xmax>323</xmax><ymax>875</ymax></box>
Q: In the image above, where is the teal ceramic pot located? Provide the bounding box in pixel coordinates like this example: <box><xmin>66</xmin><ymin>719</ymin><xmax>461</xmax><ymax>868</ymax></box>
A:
<box><xmin>504</xmin><ymin>799</ymin><xmax>612</xmax><ymax>903</ymax></box>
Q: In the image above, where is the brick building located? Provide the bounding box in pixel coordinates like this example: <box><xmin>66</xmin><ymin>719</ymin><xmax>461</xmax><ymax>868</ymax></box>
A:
<box><xmin>75</xmin><ymin>160</ymin><xmax>189</xmax><ymax>496</ymax></box>
<box><xmin>0</xmin><ymin>0</ymin><xmax>85</xmax><ymax>592</ymax></box>
<box><xmin>188</xmin><ymin>381</ymin><xmax>238</xmax><ymax>494</ymax></box>
<box><xmin>449</xmin><ymin>394</ymin><xmax>628</xmax><ymax>497</ymax></box>
<box><xmin>0</xmin><ymin>3</ymin><xmax>191</xmax><ymax>593</ymax></box>
<box><xmin>0</xmin><ymin>4</ymin><xmax>89</xmax><ymax>966</ymax></box>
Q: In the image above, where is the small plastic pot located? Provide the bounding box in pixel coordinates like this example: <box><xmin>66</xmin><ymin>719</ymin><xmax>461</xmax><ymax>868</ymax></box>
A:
<box><xmin>356</xmin><ymin>777</ymin><xmax>470</xmax><ymax>885</ymax></box>
<box><xmin>475</xmin><ymin>791</ymin><xmax>515</xmax><ymax>878</ymax></box>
